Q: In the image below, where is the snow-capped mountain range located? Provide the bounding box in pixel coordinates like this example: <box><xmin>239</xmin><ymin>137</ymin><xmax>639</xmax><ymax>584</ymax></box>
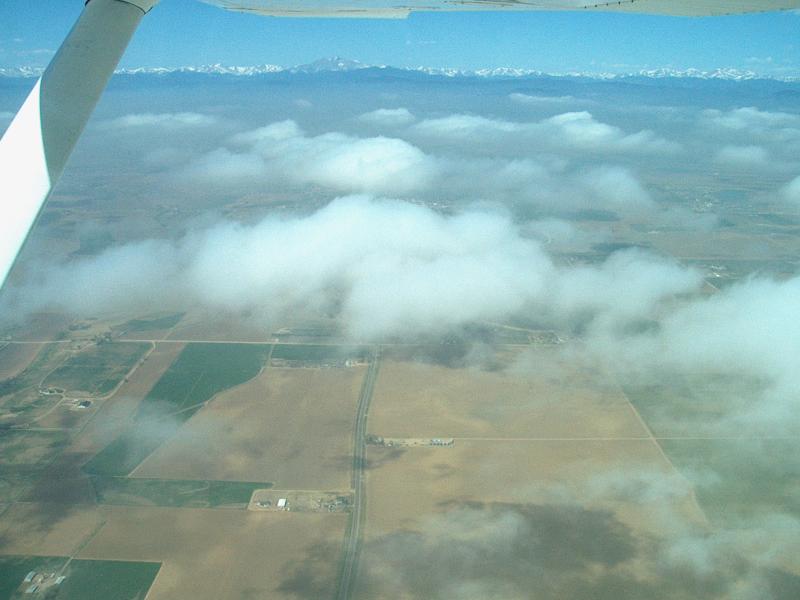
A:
<box><xmin>0</xmin><ymin>58</ymin><xmax>795</xmax><ymax>81</ymax></box>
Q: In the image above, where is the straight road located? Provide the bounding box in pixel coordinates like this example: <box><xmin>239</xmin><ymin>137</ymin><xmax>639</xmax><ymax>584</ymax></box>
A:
<box><xmin>334</xmin><ymin>345</ymin><xmax>380</xmax><ymax>600</ymax></box>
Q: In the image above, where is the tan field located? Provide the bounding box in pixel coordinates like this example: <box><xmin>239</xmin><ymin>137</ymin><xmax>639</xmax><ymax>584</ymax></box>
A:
<box><xmin>34</xmin><ymin>397</ymin><xmax>94</xmax><ymax>430</ymax></box>
<box><xmin>354</xmin><ymin>356</ymin><xmax>720</xmax><ymax>600</ymax></box>
<box><xmin>355</xmin><ymin>438</ymin><xmax>712</xmax><ymax>600</ymax></box>
<box><xmin>134</xmin><ymin>366</ymin><xmax>364</xmax><ymax>489</ymax></box>
<box><xmin>0</xmin><ymin>502</ymin><xmax>345</xmax><ymax>600</ymax></box>
<box><xmin>651</xmin><ymin>229</ymin><xmax>796</xmax><ymax>261</ymax></box>
<box><xmin>369</xmin><ymin>358</ymin><xmax>645</xmax><ymax>439</ymax></box>
<box><xmin>0</xmin><ymin>502</ymin><xmax>108</xmax><ymax>556</ymax></box>
<box><xmin>0</xmin><ymin>342</ymin><xmax>41</xmax><ymax>380</ymax></box>
<box><xmin>363</xmin><ymin>439</ymin><xmax>706</xmax><ymax>539</ymax></box>
<box><xmin>81</xmin><ymin>507</ymin><xmax>345</xmax><ymax>600</ymax></box>
<box><xmin>164</xmin><ymin>310</ymin><xmax>276</xmax><ymax>342</ymax></box>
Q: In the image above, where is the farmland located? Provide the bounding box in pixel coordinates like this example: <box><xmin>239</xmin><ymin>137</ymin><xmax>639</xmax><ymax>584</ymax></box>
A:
<box><xmin>0</xmin><ymin>555</ymin><xmax>160</xmax><ymax>600</ymax></box>
<box><xmin>134</xmin><ymin>365</ymin><xmax>364</xmax><ymax>490</ymax></box>
<box><xmin>660</xmin><ymin>438</ymin><xmax>800</xmax><ymax>526</ymax></box>
<box><xmin>622</xmin><ymin>372</ymin><xmax>777</xmax><ymax>438</ymax></box>
<box><xmin>90</xmin><ymin>476</ymin><xmax>271</xmax><ymax>508</ymax></box>
<box><xmin>52</xmin><ymin>559</ymin><xmax>161</xmax><ymax>600</ymax></box>
<box><xmin>122</xmin><ymin>313</ymin><xmax>184</xmax><ymax>332</ymax></box>
<box><xmin>79</xmin><ymin>506</ymin><xmax>346</xmax><ymax>600</ymax></box>
<box><xmin>1</xmin><ymin>331</ymin><xmax>797</xmax><ymax>599</ymax></box>
<box><xmin>1</xmin><ymin>65</ymin><xmax>800</xmax><ymax>599</ymax></box>
<box><xmin>0</xmin><ymin>343</ymin><xmax>40</xmax><ymax>381</ymax></box>
<box><xmin>42</xmin><ymin>342</ymin><xmax>150</xmax><ymax>396</ymax></box>
<box><xmin>368</xmin><ymin>352</ymin><xmax>645</xmax><ymax>440</ymax></box>
<box><xmin>0</xmin><ymin>343</ymin><xmax>72</xmax><ymax>423</ymax></box>
<box><xmin>84</xmin><ymin>343</ymin><xmax>271</xmax><ymax>476</ymax></box>
<box><xmin>0</xmin><ymin>556</ymin><xmax>161</xmax><ymax>600</ymax></box>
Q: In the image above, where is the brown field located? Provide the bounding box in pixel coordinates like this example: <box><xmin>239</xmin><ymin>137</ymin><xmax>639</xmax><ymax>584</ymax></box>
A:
<box><xmin>651</xmin><ymin>229</ymin><xmax>797</xmax><ymax>261</ymax></box>
<box><xmin>354</xmin><ymin>356</ymin><xmax>722</xmax><ymax>600</ymax></box>
<box><xmin>34</xmin><ymin>398</ymin><xmax>93</xmax><ymax>430</ymax></box>
<box><xmin>164</xmin><ymin>310</ymin><xmax>276</xmax><ymax>342</ymax></box>
<box><xmin>0</xmin><ymin>343</ymin><xmax>41</xmax><ymax>380</ymax></box>
<box><xmin>0</xmin><ymin>502</ymin><xmax>345</xmax><ymax>600</ymax></box>
<box><xmin>0</xmin><ymin>502</ymin><xmax>107</xmax><ymax>556</ymax></box>
<box><xmin>369</xmin><ymin>358</ymin><xmax>645</xmax><ymax>439</ymax></box>
<box><xmin>134</xmin><ymin>366</ymin><xmax>364</xmax><ymax>489</ymax></box>
<box><xmin>356</xmin><ymin>439</ymin><xmax>710</xmax><ymax>600</ymax></box>
<box><xmin>0</xmin><ymin>430</ymin><xmax>67</xmax><ymax>469</ymax></box>
<box><xmin>80</xmin><ymin>506</ymin><xmax>345</xmax><ymax>600</ymax></box>
<box><xmin>363</xmin><ymin>439</ymin><xmax>706</xmax><ymax>539</ymax></box>
<box><xmin>355</xmin><ymin>439</ymin><xmax>710</xmax><ymax>600</ymax></box>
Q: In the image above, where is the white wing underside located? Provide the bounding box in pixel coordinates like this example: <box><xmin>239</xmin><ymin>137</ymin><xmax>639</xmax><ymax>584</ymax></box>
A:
<box><xmin>201</xmin><ymin>0</ymin><xmax>800</xmax><ymax>17</ymax></box>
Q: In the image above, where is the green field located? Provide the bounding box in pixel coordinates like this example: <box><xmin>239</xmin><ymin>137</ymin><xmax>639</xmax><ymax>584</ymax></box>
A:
<box><xmin>56</xmin><ymin>559</ymin><xmax>160</xmax><ymax>600</ymax></box>
<box><xmin>42</xmin><ymin>342</ymin><xmax>150</xmax><ymax>396</ymax></box>
<box><xmin>661</xmin><ymin>439</ymin><xmax>800</xmax><ymax>527</ymax></box>
<box><xmin>0</xmin><ymin>556</ymin><xmax>66</xmax><ymax>598</ymax></box>
<box><xmin>0</xmin><ymin>556</ymin><xmax>159</xmax><ymax>600</ymax></box>
<box><xmin>271</xmin><ymin>343</ymin><xmax>368</xmax><ymax>362</ymax></box>
<box><xmin>84</xmin><ymin>343</ymin><xmax>270</xmax><ymax>476</ymax></box>
<box><xmin>91</xmin><ymin>476</ymin><xmax>271</xmax><ymax>508</ymax></box>
<box><xmin>121</xmin><ymin>313</ymin><xmax>184</xmax><ymax>332</ymax></box>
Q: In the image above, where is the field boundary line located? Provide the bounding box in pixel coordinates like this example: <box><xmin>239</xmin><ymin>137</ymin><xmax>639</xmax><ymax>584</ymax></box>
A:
<box><xmin>619</xmin><ymin>386</ymin><xmax>712</xmax><ymax>528</ymax></box>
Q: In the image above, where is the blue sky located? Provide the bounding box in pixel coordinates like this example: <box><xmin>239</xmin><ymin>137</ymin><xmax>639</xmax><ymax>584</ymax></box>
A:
<box><xmin>1</xmin><ymin>0</ymin><xmax>798</xmax><ymax>75</ymax></box>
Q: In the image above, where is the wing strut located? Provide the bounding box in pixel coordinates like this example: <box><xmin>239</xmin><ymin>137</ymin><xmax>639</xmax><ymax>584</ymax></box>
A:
<box><xmin>0</xmin><ymin>0</ymin><xmax>159</xmax><ymax>290</ymax></box>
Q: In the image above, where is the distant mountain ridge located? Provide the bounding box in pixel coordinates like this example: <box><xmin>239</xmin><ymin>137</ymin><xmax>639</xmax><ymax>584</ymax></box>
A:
<box><xmin>0</xmin><ymin>58</ymin><xmax>797</xmax><ymax>81</ymax></box>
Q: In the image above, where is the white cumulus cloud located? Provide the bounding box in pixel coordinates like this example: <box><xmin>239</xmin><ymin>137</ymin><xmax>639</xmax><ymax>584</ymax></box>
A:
<box><xmin>714</xmin><ymin>144</ymin><xmax>769</xmax><ymax>167</ymax></box>
<box><xmin>102</xmin><ymin>112</ymin><xmax>218</xmax><ymax>129</ymax></box>
<box><xmin>358</xmin><ymin>107</ymin><xmax>416</xmax><ymax>127</ymax></box>
<box><xmin>411</xmin><ymin>111</ymin><xmax>678</xmax><ymax>154</ymax></box>
<box><xmin>187</xmin><ymin>120</ymin><xmax>435</xmax><ymax>194</ymax></box>
<box><xmin>5</xmin><ymin>196</ymin><xmax>702</xmax><ymax>341</ymax></box>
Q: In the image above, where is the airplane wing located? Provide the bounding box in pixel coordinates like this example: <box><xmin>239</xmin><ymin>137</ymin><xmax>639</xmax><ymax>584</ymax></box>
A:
<box><xmin>202</xmin><ymin>0</ymin><xmax>800</xmax><ymax>17</ymax></box>
<box><xmin>1</xmin><ymin>0</ymin><xmax>799</xmax><ymax>290</ymax></box>
<box><xmin>0</xmin><ymin>0</ymin><xmax>158</xmax><ymax>289</ymax></box>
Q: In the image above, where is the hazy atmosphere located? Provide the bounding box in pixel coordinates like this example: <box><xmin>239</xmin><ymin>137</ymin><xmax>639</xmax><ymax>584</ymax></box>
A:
<box><xmin>1</xmin><ymin>5</ymin><xmax>800</xmax><ymax>598</ymax></box>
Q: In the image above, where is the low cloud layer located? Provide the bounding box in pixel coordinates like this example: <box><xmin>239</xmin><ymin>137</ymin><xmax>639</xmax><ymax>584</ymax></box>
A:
<box><xmin>702</xmin><ymin>107</ymin><xmax>800</xmax><ymax>140</ymax></box>
<box><xmin>4</xmin><ymin>71</ymin><xmax>800</xmax><ymax>600</ymax></box>
<box><xmin>102</xmin><ymin>112</ymin><xmax>218</xmax><ymax>129</ymax></box>
<box><xmin>4</xmin><ymin>196</ymin><xmax>699</xmax><ymax>339</ymax></box>
<box><xmin>187</xmin><ymin>120</ymin><xmax>434</xmax><ymax>194</ymax></box>
<box><xmin>358</xmin><ymin>107</ymin><xmax>416</xmax><ymax>127</ymax></box>
<box><xmin>714</xmin><ymin>144</ymin><xmax>769</xmax><ymax>168</ymax></box>
<box><xmin>8</xmin><ymin>192</ymin><xmax>800</xmax><ymax>435</ymax></box>
<box><xmin>171</xmin><ymin>117</ymin><xmax>671</xmax><ymax>220</ymax></box>
<box><xmin>509</xmin><ymin>92</ymin><xmax>577</xmax><ymax>105</ymax></box>
<box><xmin>411</xmin><ymin>111</ymin><xmax>678</xmax><ymax>154</ymax></box>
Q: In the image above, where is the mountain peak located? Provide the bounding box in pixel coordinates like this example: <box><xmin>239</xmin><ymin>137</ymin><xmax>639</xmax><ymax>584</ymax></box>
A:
<box><xmin>291</xmin><ymin>57</ymin><xmax>372</xmax><ymax>73</ymax></box>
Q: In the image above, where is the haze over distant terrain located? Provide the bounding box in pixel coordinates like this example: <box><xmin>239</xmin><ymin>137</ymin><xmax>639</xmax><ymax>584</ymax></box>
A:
<box><xmin>1</xmin><ymin>65</ymin><xmax>800</xmax><ymax>599</ymax></box>
<box><xmin>3</xmin><ymin>65</ymin><xmax>800</xmax><ymax>423</ymax></box>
